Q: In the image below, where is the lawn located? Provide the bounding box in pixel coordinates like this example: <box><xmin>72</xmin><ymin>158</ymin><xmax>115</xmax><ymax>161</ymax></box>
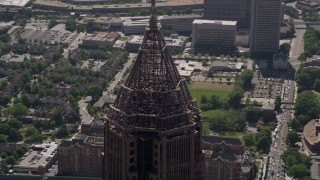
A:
<box><xmin>188</xmin><ymin>82</ymin><xmax>234</xmax><ymax>105</ymax></box>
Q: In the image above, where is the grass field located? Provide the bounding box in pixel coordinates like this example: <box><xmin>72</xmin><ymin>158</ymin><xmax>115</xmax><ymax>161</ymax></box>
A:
<box><xmin>188</xmin><ymin>82</ymin><xmax>234</xmax><ymax>105</ymax></box>
<box><xmin>188</xmin><ymin>82</ymin><xmax>235</xmax><ymax>136</ymax></box>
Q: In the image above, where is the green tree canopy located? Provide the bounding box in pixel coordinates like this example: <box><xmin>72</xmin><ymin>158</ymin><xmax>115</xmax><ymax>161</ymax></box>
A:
<box><xmin>286</xmin><ymin>131</ymin><xmax>299</xmax><ymax>147</ymax></box>
<box><xmin>8</xmin><ymin>103</ymin><xmax>28</xmax><ymax>116</ymax></box>
<box><xmin>288</xmin><ymin>164</ymin><xmax>310</xmax><ymax>179</ymax></box>
<box><xmin>295</xmin><ymin>91</ymin><xmax>320</xmax><ymax>120</ymax></box>
<box><xmin>66</xmin><ymin>18</ymin><xmax>77</xmax><ymax>32</ymax></box>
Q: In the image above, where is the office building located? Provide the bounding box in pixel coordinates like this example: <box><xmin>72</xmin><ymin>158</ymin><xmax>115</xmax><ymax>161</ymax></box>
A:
<box><xmin>160</xmin><ymin>14</ymin><xmax>201</xmax><ymax>34</ymax></box>
<box><xmin>250</xmin><ymin>0</ymin><xmax>282</xmax><ymax>54</ymax></box>
<box><xmin>192</xmin><ymin>19</ymin><xmax>237</xmax><ymax>53</ymax></box>
<box><xmin>82</xmin><ymin>32</ymin><xmax>120</xmax><ymax>47</ymax></box>
<box><xmin>102</xmin><ymin>1</ymin><xmax>202</xmax><ymax>179</ymax></box>
<box><xmin>58</xmin><ymin>135</ymin><xmax>104</xmax><ymax>177</ymax></box>
<box><xmin>203</xmin><ymin>0</ymin><xmax>252</xmax><ymax>30</ymax></box>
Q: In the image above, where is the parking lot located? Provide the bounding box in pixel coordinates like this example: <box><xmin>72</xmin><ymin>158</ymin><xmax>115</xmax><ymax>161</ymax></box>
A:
<box><xmin>251</xmin><ymin>82</ymin><xmax>282</xmax><ymax>99</ymax></box>
<box><xmin>20</xmin><ymin>23</ymin><xmax>78</xmax><ymax>44</ymax></box>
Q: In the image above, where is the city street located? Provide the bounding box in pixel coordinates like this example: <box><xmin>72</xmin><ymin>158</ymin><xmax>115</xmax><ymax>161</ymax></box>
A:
<box><xmin>103</xmin><ymin>53</ymin><xmax>136</xmax><ymax>97</ymax></box>
<box><xmin>289</xmin><ymin>25</ymin><xmax>306</xmax><ymax>71</ymax></box>
<box><xmin>266</xmin><ymin>22</ymin><xmax>305</xmax><ymax>180</ymax></box>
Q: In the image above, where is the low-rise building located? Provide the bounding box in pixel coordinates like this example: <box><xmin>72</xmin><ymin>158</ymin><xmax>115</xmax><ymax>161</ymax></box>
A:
<box><xmin>296</xmin><ymin>0</ymin><xmax>320</xmax><ymax>14</ymax></box>
<box><xmin>302</xmin><ymin>56</ymin><xmax>320</xmax><ymax>67</ymax></box>
<box><xmin>80</xmin><ymin>16</ymin><xmax>123</xmax><ymax>31</ymax></box>
<box><xmin>302</xmin><ymin>119</ymin><xmax>320</xmax><ymax>155</ymax></box>
<box><xmin>262</xmin><ymin>102</ymin><xmax>276</xmax><ymax>120</ymax></box>
<box><xmin>121</xmin><ymin>16</ymin><xmax>151</xmax><ymax>35</ymax></box>
<box><xmin>202</xmin><ymin>136</ymin><xmax>255</xmax><ymax>180</ymax></box>
<box><xmin>210</xmin><ymin>61</ymin><xmax>243</xmax><ymax>72</ymax></box>
<box><xmin>273</xmin><ymin>53</ymin><xmax>288</xmax><ymax>70</ymax></box>
<box><xmin>174</xmin><ymin>59</ymin><xmax>210</xmax><ymax>77</ymax></box>
<box><xmin>14</xmin><ymin>141</ymin><xmax>58</xmax><ymax>175</ymax></box>
<box><xmin>126</xmin><ymin>34</ymin><xmax>187</xmax><ymax>53</ymax></box>
<box><xmin>82</xmin><ymin>32</ymin><xmax>120</xmax><ymax>47</ymax></box>
<box><xmin>57</xmin><ymin>135</ymin><xmax>103</xmax><ymax>177</ymax></box>
<box><xmin>81</xmin><ymin>119</ymin><xmax>104</xmax><ymax>137</ymax></box>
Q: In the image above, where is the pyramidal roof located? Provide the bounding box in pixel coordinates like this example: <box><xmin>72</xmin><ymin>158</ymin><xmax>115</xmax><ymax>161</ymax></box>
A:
<box><xmin>107</xmin><ymin>0</ymin><xmax>200</xmax><ymax>132</ymax></box>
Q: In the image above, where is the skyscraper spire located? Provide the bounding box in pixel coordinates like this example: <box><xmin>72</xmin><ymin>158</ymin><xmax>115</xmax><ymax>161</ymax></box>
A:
<box><xmin>103</xmin><ymin>0</ymin><xmax>202</xmax><ymax>178</ymax></box>
<box><xmin>149</xmin><ymin>0</ymin><xmax>157</xmax><ymax>29</ymax></box>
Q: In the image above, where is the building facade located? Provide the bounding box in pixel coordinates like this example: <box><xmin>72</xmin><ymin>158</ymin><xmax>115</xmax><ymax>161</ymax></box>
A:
<box><xmin>160</xmin><ymin>14</ymin><xmax>201</xmax><ymax>34</ymax></box>
<box><xmin>250</xmin><ymin>0</ymin><xmax>282</xmax><ymax>54</ymax></box>
<box><xmin>202</xmin><ymin>136</ymin><xmax>255</xmax><ymax>180</ymax></box>
<box><xmin>58</xmin><ymin>135</ymin><xmax>104</xmax><ymax>177</ymax></box>
<box><xmin>102</xmin><ymin>1</ymin><xmax>202</xmax><ymax>180</ymax></box>
<box><xmin>82</xmin><ymin>32</ymin><xmax>120</xmax><ymax>47</ymax></box>
<box><xmin>192</xmin><ymin>19</ymin><xmax>237</xmax><ymax>53</ymax></box>
<box><xmin>203</xmin><ymin>0</ymin><xmax>252</xmax><ymax>30</ymax></box>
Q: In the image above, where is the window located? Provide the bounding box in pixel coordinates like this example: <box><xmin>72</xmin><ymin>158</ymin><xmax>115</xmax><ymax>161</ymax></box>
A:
<box><xmin>130</xmin><ymin>150</ymin><xmax>134</xmax><ymax>155</ymax></box>
<box><xmin>130</xmin><ymin>142</ymin><xmax>134</xmax><ymax>147</ymax></box>
<box><xmin>130</xmin><ymin>158</ymin><xmax>134</xmax><ymax>163</ymax></box>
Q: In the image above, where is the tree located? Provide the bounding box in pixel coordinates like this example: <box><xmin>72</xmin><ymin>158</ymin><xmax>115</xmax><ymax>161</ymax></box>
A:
<box><xmin>66</xmin><ymin>18</ymin><xmax>77</xmax><ymax>32</ymax></box>
<box><xmin>287</xmin><ymin>131</ymin><xmax>299</xmax><ymax>147</ymax></box>
<box><xmin>0</xmin><ymin>134</ymin><xmax>7</xmax><ymax>144</ymax></box>
<box><xmin>48</xmin><ymin>19</ymin><xmax>57</xmax><ymax>29</ymax></box>
<box><xmin>295</xmin><ymin>91</ymin><xmax>320</xmax><ymax>120</ymax></box>
<box><xmin>313</xmin><ymin>79</ymin><xmax>320</xmax><ymax>91</ymax></box>
<box><xmin>245</xmin><ymin>105</ymin><xmax>261</xmax><ymax>123</ymax></box>
<box><xmin>239</xmin><ymin>69</ymin><xmax>253</xmax><ymax>89</ymax></box>
<box><xmin>51</xmin><ymin>107</ymin><xmax>64</xmax><ymax>125</ymax></box>
<box><xmin>5</xmin><ymin>156</ymin><xmax>16</xmax><ymax>165</ymax></box>
<box><xmin>8</xmin><ymin>103</ymin><xmax>28</xmax><ymax>116</ymax></box>
<box><xmin>210</xmin><ymin>95</ymin><xmax>221</xmax><ymax>109</ymax></box>
<box><xmin>275</xmin><ymin>96</ymin><xmax>281</xmax><ymax>111</ymax></box>
<box><xmin>243</xmin><ymin>134</ymin><xmax>255</xmax><ymax>147</ymax></box>
<box><xmin>279</xmin><ymin>43</ymin><xmax>291</xmax><ymax>54</ymax></box>
<box><xmin>289</xmin><ymin>118</ymin><xmax>301</xmax><ymax>131</ymax></box>
<box><xmin>296</xmin><ymin>72</ymin><xmax>312</xmax><ymax>88</ymax></box>
<box><xmin>256</xmin><ymin>135</ymin><xmax>271</xmax><ymax>152</ymax></box>
<box><xmin>56</xmin><ymin>124</ymin><xmax>69</xmax><ymax>138</ymax></box>
<box><xmin>0</xmin><ymin>33</ymin><xmax>10</xmax><ymax>42</ymax></box>
<box><xmin>201</xmin><ymin>96</ymin><xmax>208</xmax><ymax>104</ymax></box>
<box><xmin>288</xmin><ymin>164</ymin><xmax>310</xmax><ymax>179</ymax></box>
<box><xmin>86</xmin><ymin>85</ymin><xmax>102</xmax><ymax>96</ymax></box>
<box><xmin>228</xmin><ymin>87</ymin><xmax>243</xmax><ymax>108</ymax></box>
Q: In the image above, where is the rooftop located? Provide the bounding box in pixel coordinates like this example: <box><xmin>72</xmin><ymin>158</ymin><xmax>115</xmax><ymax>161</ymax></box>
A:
<box><xmin>59</xmin><ymin>135</ymin><xmax>104</xmax><ymax>148</ymax></box>
<box><xmin>0</xmin><ymin>0</ymin><xmax>31</xmax><ymax>7</ymax></box>
<box><xmin>202</xmin><ymin>136</ymin><xmax>243</xmax><ymax>146</ymax></box>
<box><xmin>83</xmin><ymin>32</ymin><xmax>119</xmax><ymax>42</ymax></box>
<box><xmin>193</xmin><ymin>19</ymin><xmax>237</xmax><ymax>26</ymax></box>
<box><xmin>14</xmin><ymin>141</ymin><xmax>58</xmax><ymax>171</ymax></box>
<box><xmin>303</xmin><ymin>119</ymin><xmax>320</xmax><ymax>146</ymax></box>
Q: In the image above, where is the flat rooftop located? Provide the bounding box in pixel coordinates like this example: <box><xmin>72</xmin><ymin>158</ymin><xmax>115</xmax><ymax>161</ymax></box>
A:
<box><xmin>14</xmin><ymin>141</ymin><xmax>58</xmax><ymax>171</ymax></box>
<box><xmin>193</xmin><ymin>19</ymin><xmax>237</xmax><ymax>26</ymax></box>
<box><xmin>0</xmin><ymin>0</ymin><xmax>31</xmax><ymax>7</ymax></box>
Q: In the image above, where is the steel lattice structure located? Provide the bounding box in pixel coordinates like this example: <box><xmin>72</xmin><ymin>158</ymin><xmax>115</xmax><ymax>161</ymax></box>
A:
<box><xmin>103</xmin><ymin>1</ymin><xmax>202</xmax><ymax>179</ymax></box>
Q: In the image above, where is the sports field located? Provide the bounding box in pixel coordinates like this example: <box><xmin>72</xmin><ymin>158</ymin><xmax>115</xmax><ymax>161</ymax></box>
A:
<box><xmin>188</xmin><ymin>82</ymin><xmax>234</xmax><ymax>105</ymax></box>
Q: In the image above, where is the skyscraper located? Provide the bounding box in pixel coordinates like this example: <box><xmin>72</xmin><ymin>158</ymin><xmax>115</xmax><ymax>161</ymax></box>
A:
<box><xmin>203</xmin><ymin>0</ymin><xmax>252</xmax><ymax>30</ymax></box>
<box><xmin>102</xmin><ymin>1</ymin><xmax>202</xmax><ymax>180</ymax></box>
<box><xmin>250</xmin><ymin>0</ymin><xmax>282</xmax><ymax>54</ymax></box>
